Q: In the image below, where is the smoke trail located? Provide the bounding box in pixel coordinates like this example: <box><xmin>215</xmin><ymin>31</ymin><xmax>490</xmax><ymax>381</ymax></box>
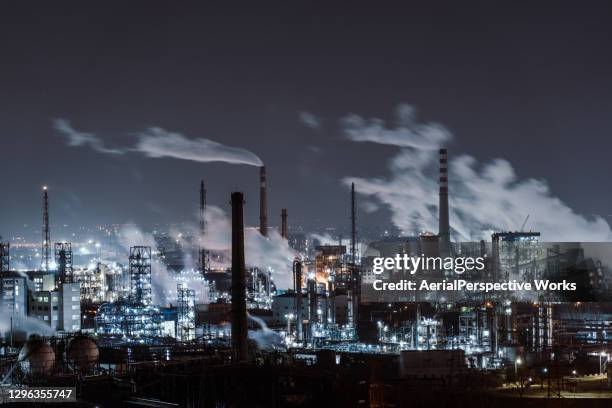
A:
<box><xmin>198</xmin><ymin>206</ymin><xmax>295</xmax><ymax>289</ymax></box>
<box><xmin>342</xmin><ymin>104</ymin><xmax>612</xmax><ymax>241</ymax></box>
<box><xmin>299</xmin><ymin>111</ymin><xmax>322</xmax><ymax>129</ymax></box>
<box><xmin>135</xmin><ymin>127</ymin><xmax>263</xmax><ymax>166</ymax></box>
<box><xmin>53</xmin><ymin>119</ymin><xmax>124</xmax><ymax>155</ymax></box>
<box><xmin>0</xmin><ymin>311</ymin><xmax>56</xmax><ymax>340</ymax></box>
<box><xmin>53</xmin><ymin>120</ymin><xmax>263</xmax><ymax>167</ymax></box>
<box><xmin>247</xmin><ymin>313</ymin><xmax>283</xmax><ymax>349</ymax></box>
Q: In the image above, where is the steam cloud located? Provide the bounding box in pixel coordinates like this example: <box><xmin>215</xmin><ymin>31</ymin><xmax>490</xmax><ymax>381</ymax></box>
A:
<box><xmin>299</xmin><ymin>111</ymin><xmax>322</xmax><ymax>129</ymax></box>
<box><xmin>0</xmin><ymin>311</ymin><xmax>56</xmax><ymax>340</ymax></box>
<box><xmin>117</xmin><ymin>225</ymin><xmax>209</xmax><ymax>306</ymax></box>
<box><xmin>342</xmin><ymin>104</ymin><xmax>612</xmax><ymax>241</ymax></box>
<box><xmin>53</xmin><ymin>119</ymin><xmax>263</xmax><ymax>167</ymax></box>
<box><xmin>53</xmin><ymin>119</ymin><xmax>124</xmax><ymax>155</ymax></box>
<box><xmin>199</xmin><ymin>206</ymin><xmax>296</xmax><ymax>289</ymax></box>
<box><xmin>135</xmin><ymin>128</ymin><xmax>263</xmax><ymax>166</ymax></box>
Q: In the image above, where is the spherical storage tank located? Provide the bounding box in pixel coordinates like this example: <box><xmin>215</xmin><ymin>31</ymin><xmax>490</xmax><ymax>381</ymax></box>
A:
<box><xmin>66</xmin><ymin>335</ymin><xmax>99</xmax><ymax>372</ymax></box>
<box><xmin>18</xmin><ymin>337</ymin><xmax>55</xmax><ymax>376</ymax></box>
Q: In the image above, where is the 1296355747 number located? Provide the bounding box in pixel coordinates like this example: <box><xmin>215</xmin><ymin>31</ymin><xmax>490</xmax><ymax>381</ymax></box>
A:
<box><xmin>1</xmin><ymin>387</ymin><xmax>76</xmax><ymax>403</ymax></box>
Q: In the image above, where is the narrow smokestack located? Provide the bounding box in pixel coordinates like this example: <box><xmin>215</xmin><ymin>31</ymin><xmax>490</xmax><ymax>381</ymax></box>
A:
<box><xmin>350</xmin><ymin>183</ymin><xmax>356</xmax><ymax>265</ymax></box>
<box><xmin>438</xmin><ymin>148</ymin><xmax>450</xmax><ymax>257</ymax></box>
<box><xmin>349</xmin><ymin>182</ymin><xmax>359</xmax><ymax>330</ymax></box>
<box><xmin>199</xmin><ymin>180</ymin><xmax>207</xmax><ymax>275</ymax></box>
<box><xmin>231</xmin><ymin>192</ymin><xmax>248</xmax><ymax>362</ymax></box>
<box><xmin>41</xmin><ymin>186</ymin><xmax>50</xmax><ymax>272</ymax></box>
<box><xmin>293</xmin><ymin>259</ymin><xmax>303</xmax><ymax>341</ymax></box>
<box><xmin>281</xmin><ymin>208</ymin><xmax>288</xmax><ymax>239</ymax></box>
<box><xmin>307</xmin><ymin>273</ymin><xmax>317</xmax><ymax>345</ymax></box>
<box><xmin>259</xmin><ymin>166</ymin><xmax>268</xmax><ymax>237</ymax></box>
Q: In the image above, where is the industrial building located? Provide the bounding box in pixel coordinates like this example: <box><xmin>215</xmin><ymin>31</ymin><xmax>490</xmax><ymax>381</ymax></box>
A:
<box><xmin>0</xmin><ymin>159</ymin><xmax>610</xmax><ymax>406</ymax></box>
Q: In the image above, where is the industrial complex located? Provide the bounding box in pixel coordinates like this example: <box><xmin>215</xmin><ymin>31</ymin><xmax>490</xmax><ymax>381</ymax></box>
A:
<box><xmin>1</xmin><ymin>150</ymin><xmax>611</xmax><ymax>407</ymax></box>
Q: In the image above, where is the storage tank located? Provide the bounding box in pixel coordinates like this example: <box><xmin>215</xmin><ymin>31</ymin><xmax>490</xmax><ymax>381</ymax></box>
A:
<box><xmin>18</xmin><ymin>337</ymin><xmax>55</xmax><ymax>376</ymax></box>
<box><xmin>66</xmin><ymin>335</ymin><xmax>99</xmax><ymax>372</ymax></box>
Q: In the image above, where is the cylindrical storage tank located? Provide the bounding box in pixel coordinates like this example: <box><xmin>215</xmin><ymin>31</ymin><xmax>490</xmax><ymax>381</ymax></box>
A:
<box><xmin>18</xmin><ymin>337</ymin><xmax>55</xmax><ymax>376</ymax></box>
<box><xmin>66</xmin><ymin>335</ymin><xmax>99</xmax><ymax>373</ymax></box>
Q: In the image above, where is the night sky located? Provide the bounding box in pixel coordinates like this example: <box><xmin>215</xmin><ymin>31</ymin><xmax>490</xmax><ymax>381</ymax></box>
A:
<box><xmin>2</xmin><ymin>1</ymin><xmax>612</xmax><ymax>238</ymax></box>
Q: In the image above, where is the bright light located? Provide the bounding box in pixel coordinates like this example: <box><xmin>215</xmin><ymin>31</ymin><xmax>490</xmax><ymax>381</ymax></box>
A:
<box><xmin>516</xmin><ymin>357</ymin><xmax>522</xmax><ymax>365</ymax></box>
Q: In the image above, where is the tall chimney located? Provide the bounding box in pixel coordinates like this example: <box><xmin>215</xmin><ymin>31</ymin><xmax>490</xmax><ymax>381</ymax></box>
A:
<box><xmin>231</xmin><ymin>192</ymin><xmax>248</xmax><ymax>362</ymax></box>
<box><xmin>349</xmin><ymin>182</ymin><xmax>359</xmax><ymax>330</ymax></box>
<box><xmin>350</xmin><ymin>183</ymin><xmax>356</xmax><ymax>265</ymax></box>
<box><xmin>438</xmin><ymin>149</ymin><xmax>450</xmax><ymax>257</ymax></box>
<box><xmin>199</xmin><ymin>180</ymin><xmax>207</xmax><ymax>275</ymax></box>
<box><xmin>41</xmin><ymin>186</ymin><xmax>50</xmax><ymax>271</ymax></box>
<box><xmin>281</xmin><ymin>208</ymin><xmax>288</xmax><ymax>239</ymax></box>
<box><xmin>259</xmin><ymin>166</ymin><xmax>268</xmax><ymax>237</ymax></box>
<box><xmin>293</xmin><ymin>259</ymin><xmax>303</xmax><ymax>341</ymax></box>
<box><xmin>307</xmin><ymin>273</ymin><xmax>317</xmax><ymax>345</ymax></box>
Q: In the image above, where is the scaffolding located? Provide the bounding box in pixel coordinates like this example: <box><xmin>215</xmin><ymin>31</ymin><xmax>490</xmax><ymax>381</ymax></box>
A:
<box><xmin>130</xmin><ymin>246</ymin><xmax>152</xmax><ymax>306</ymax></box>
<box><xmin>95</xmin><ymin>301</ymin><xmax>163</xmax><ymax>340</ymax></box>
<box><xmin>54</xmin><ymin>242</ymin><xmax>73</xmax><ymax>285</ymax></box>
<box><xmin>177</xmin><ymin>283</ymin><xmax>196</xmax><ymax>342</ymax></box>
<box><xmin>492</xmin><ymin>232</ymin><xmax>542</xmax><ymax>281</ymax></box>
<box><xmin>0</xmin><ymin>241</ymin><xmax>8</xmax><ymax>272</ymax></box>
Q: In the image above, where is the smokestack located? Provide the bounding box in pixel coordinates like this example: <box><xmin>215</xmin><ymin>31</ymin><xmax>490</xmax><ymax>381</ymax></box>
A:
<box><xmin>199</xmin><ymin>180</ymin><xmax>207</xmax><ymax>275</ymax></box>
<box><xmin>293</xmin><ymin>259</ymin><xmax>303</xmax><ymax>341</ymax></box>
<box><xmin>259</xmin><ymin>166</ymin><xmax>268</xmax><ymax>237</ymax></box>
<box><xmin>41</xmin><ymin>186</ymin><xmax>50</xmax><ymax>271</ymax></box>
<box><xmin>231</xmin><ymin>192</ymin><xmax>248</xmax><ymax>363</ymax></box>
<box><xmin>349</xmin><ymin>182</ymin><xmax>359</xmax><ymax>330</ymax></box>
<box><xmin>350</xmin><ymin>183</ymin><xmax>356</xmax><ymax>265</ymax></box>
<box><xmin>307</xmin><ymin>273</ymin><xmax>317</xmax><ymax>345</ymax></box>
<box><xmin>438</xmin><ymin>148</ymin><xmax>450</xmax><ymax>257</ymax></box>
<box><xmin>281</xmin><ymin>208</ymin><xmax>288</xmax><ymax>239</ymax></box>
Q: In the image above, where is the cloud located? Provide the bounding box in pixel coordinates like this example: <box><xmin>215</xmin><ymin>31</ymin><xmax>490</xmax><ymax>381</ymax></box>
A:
<box><xmin>53</xmin><ymin>119</ymin><xmax>124</xmax><ymax>154</ymax></box>
<box><xmin>342</xmin><ymin>104</ymin><xmax>451</xmax><ymax>149</ymax></box>
<box><xmin>299</xmin><ymin>111</ymin><xmax>321</xmax><ymax>129</ymax></box>
<box><xmin>342</xmin><ymin>104</ymin><xmax>612</xmax><ymax>241</ymax></box>
<box><xmin>199</xmin><ymin>206</ymin><xmax>296</xmax><ymax>289</ymax></box>
<box><xmin>53</xmin><ymin>119</ymin><xmax>263</xmax><ymax>167</ymax></box>
<box><xmin>134</xmin><ymin>127</ymin><xmax>263</xmax><ymax>166</ymax></box>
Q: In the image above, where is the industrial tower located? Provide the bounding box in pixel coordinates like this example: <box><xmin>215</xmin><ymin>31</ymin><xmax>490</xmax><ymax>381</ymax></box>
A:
<box><xmin>129</xmin><ymin>246</ymin><xmax>152</xmax><ymax>306</ymax></box>
<box><xmin>0</xmin><ymin>240</ymin><xmax>9</xmax><ymax>273</ymax></box>
<box><xmin>54</xmin><ymin>242</ymin><xmax>73</xmax><ymax>286</ymax></box>
<box><xmin>198</xmin><ymin>180</ymin><xmax>209</xmax><ymax>275</ymax></box>
<box><xmin>438</xmin><ymin>148</ymin><xmax>451</xmax><ymax>257</ymax></box>
<box><xmin>41</xmin><ymin>186</ymin><xmax>51</xmax><ymax>271</ymax></box>
<box><xmin>259</xmin><ymin>166</ymin><xmax>268</xmax><ymax>237</ymax></box>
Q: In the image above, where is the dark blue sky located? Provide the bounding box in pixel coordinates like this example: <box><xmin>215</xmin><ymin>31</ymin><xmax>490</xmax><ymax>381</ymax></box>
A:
<box><xmin>1</xmin><ymin>1</ymin><xmax>612</xmax><ymax>238</ymax></box>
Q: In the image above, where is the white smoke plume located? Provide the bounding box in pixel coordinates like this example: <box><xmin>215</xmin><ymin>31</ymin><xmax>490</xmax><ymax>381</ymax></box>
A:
<box><xmin>0</xmin><ymin>311</ymin><xmax>56</xmax><ymax>340</ymax></box>
<box><xmin>135</xmin><ymin>127</ymin><xmax>263</xmax><ymax>166</ymax></box>
<box><xmin>53</xmin><ymin>120</ymin><xmax>263</xmax><ymax>167</ymax></box>
<box><xmin>247</xmin><ymin>313</ymin><xmax>283</xmax><ymax>349</ymax></box>
<box><xmin>53</xmin><ymin>119</ymin><xmax>124</xmax><ymax>154</ymax></box>
<box><xmin>299</xmin><ymin>111</ymin><xmax>322</xmax><ymax>129</ymax></box>
<box><xmin>342</xmin><ymin>104</ymin><xmax>612</xmax><ymax>241</ymax></box>
<box><xmin>309</xmin><ymin>232</ymin><xmax>341</xmax><ymax>246</ymax></box>
<box><xmin>198</xmin><ymin>206</ymin><xmax>296</xmax><ymax>289</ymax></box>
